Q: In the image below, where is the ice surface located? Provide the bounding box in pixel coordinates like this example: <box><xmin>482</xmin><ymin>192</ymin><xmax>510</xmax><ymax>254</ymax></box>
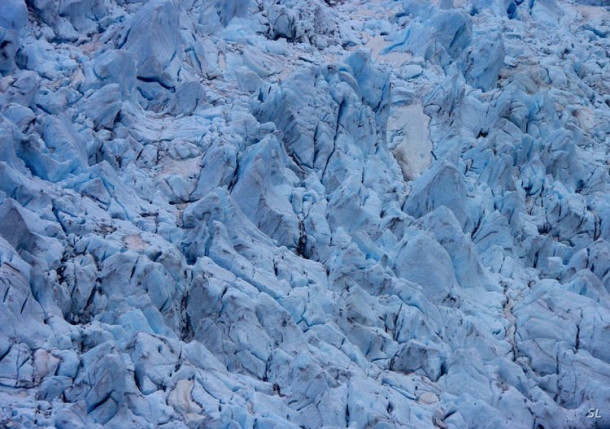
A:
<box><xmin>0</xmin><ymin>0</ymin><xmax>609</xmax><ymax>428</ymax></box>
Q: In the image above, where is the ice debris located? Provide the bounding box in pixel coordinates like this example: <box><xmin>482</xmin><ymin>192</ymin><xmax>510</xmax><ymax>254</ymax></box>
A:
<box><xmin>0</xmin><ymin>0</ymin><xmax>609</xmax><ymax>428</ymax></box>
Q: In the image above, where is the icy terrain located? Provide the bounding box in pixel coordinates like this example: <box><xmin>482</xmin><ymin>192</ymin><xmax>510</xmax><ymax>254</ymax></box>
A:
<box><xmin>0</xmin><ymin>0</ymin><xmax>609</xmax><ymax>427</ymax></box>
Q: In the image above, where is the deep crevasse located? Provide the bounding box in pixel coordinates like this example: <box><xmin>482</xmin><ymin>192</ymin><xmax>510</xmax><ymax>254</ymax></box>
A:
<box><xmin>0</xmin><ymin>0</ymin><xmax>609</xmax><ymax>427</ymax></box>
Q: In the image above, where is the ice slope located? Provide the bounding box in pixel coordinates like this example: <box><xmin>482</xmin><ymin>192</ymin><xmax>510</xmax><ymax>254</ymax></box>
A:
<box><xmin>0</xmin><ymin>0</ymin><xmax>609</xmax><ymax>427</ymax></box>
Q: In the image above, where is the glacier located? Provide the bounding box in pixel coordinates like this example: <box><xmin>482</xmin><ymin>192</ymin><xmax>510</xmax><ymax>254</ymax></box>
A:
<box><xmin>0</xmin><ymin>0</ymin><xmax>609</xmax><ymax>427</ymax></box>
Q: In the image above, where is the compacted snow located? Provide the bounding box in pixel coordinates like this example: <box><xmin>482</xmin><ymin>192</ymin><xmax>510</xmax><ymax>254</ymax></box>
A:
<box><xmin>0</xmin><ymin>0</ymin><xmax>609</xmax><ymax>427</ymax></box>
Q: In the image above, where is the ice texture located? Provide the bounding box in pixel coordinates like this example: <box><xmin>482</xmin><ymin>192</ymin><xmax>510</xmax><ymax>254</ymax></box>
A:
<box><xmin>0</xmin><ymin>0</ymin><xmax>609</xmax><ymax>428</ymax></box>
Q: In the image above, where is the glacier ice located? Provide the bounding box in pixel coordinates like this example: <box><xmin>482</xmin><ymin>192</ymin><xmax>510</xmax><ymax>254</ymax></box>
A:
<box><xmin>0</xmin><ymin>0</ymin><xmax>609</xmax><ymax>428</ymax></box>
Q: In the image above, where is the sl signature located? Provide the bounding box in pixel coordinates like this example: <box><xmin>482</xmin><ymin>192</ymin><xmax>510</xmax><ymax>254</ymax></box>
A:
<box><xmin>586</xmin><ymin>409</ymin><xmax>602</xmax><ymax>419</ymax></box>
